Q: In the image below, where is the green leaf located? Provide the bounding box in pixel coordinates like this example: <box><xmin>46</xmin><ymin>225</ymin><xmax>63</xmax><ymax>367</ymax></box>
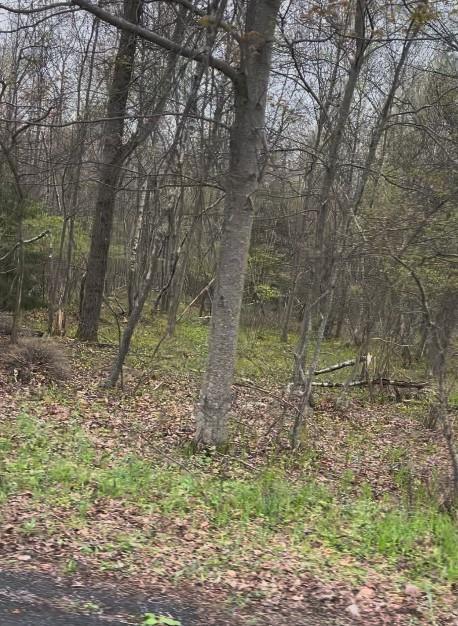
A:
<box><xmin>142</xmin><ymin>614</ymin><xmax>159</xmax><ymax>625</ymax></box>
<box><xmin>141</xmin><ymin>614</ymin><xmax>181</xmax><ymax>626</ymax></box>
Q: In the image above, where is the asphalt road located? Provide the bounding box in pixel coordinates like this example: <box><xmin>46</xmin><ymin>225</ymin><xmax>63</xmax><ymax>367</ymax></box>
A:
<box><xmin>0</xmin><ymin>570</ymin><xmax>199</xmax><ymax>626</ymax></box>
<box><xmin>0</xmin><ymin>569</ymin><xmax>358</xmax><ymax>626</ymax></box>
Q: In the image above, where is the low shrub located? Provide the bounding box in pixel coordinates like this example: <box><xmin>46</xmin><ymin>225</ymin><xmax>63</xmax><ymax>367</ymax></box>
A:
<box><xmin>0</xmin><ymin>314</ymin><xmax>13</xmax><ymax>336</ymax></box>
<box><xmin>0</xmin><ymin>338</ymin><xmax>70</xmax><ymax>382</ymax></box>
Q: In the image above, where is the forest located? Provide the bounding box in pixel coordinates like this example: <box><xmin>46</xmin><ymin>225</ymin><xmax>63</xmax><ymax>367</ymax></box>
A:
<box><xmin>0</xmin><ymin>0</ymin><xmax>457</xmax><ymax>625</ymax></box>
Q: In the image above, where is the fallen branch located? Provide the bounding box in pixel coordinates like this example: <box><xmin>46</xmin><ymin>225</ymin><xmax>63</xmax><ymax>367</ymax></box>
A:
<box><xmin>311</xmin><ymin>378</ymin><xmax>428</xmax><ymax>389</ymax></box>
<box><xmin>314</xmin><ymin>356</ymin><xmax>366</xmax><ymax>375</ymax></box>
<box><xmin>177</xmin><ymin>277</ymin><xmax>215</xmax><ymax>322</ymax></box>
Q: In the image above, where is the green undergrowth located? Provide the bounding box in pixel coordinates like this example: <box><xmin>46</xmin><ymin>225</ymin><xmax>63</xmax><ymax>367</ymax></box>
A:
<box><xmin>24</xmin><ymin>309</ymin><xmax>427</xmax><ymax>389</ymax></box>
<box><xmin>96</xmin><ymin>314</ymin><xmax>357</xmax><ymax>385</ymax></box>
<box><xmin>1</xmin><ymin>413</ymin><xmax>456</xmax><ymax>587</ymax></box>
<box><xmin>25</xmin><ymin>310</ymin><xmax>425</xmax><ymax>390</ymax></box>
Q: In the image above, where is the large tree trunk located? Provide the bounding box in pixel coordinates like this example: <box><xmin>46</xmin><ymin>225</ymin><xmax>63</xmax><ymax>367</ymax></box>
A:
<box><xmin>77</xmin><ymin>0</ymin><xmax>141</xmax><ymax>341</ymax></box>
<box><xmin>195</xmin><ymin>0</ymin><xmax>281</xmax><ymax>447</ymax></box>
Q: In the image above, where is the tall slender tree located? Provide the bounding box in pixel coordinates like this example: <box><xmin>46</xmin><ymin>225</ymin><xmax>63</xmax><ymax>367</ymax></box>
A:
<box><xmin>72</xmin><ymin>0</ymin><xmax>281</xmax><ymax>445</ymax></box>
<box><xmin>77</xmin><ymin>0</ymin><xmax>142</xmax><ymax>341</ymax></box>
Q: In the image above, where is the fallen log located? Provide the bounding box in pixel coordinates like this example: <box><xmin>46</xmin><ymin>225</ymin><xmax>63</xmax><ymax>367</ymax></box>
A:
<box><xmin>311</xmin><ymin>378</ymin><xmax>428</xmax><ymax>389</ymax></box>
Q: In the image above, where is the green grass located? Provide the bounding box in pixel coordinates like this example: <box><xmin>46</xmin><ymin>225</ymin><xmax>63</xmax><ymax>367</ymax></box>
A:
<box><xmin>95</xmin><ymin>314</ymin><xmax>356</xmax><ymax>385</ymax></box>
<box><xmin>1</xmin><ymin>413</ymin><xmax>456</xmax><ymax>586</ymax></box>
<box><xmin>24</xmin><ymin>308</ymin><xmax>432</xmax><ymax>392</ymax></box>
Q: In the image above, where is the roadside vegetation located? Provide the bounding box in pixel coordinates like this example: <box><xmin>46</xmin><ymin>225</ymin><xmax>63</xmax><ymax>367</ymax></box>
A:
<box><xmin>0</xmin><ymin>313</ymin><xmax>456</xmax><ymax>625</ymax></box>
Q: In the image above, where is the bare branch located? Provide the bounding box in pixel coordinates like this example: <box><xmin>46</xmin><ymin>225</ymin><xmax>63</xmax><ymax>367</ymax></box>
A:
<box><xmin>0</xmin><ymin>230</ymin><xmax>51</xmax><ymax>263</ymax></box>
<box><xmin>71</xmin><ymin>0</ymin><xmax>238</xmax><ymax>82</ymax></box>
<box><xmin>0</xmin><ymin>2</ymin><xmax>72</xmax><ymax>13</ymax></box>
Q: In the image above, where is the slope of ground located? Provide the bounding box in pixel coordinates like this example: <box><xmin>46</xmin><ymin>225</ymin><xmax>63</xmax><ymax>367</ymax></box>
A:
<box><xmin>0</xmin><ymin>318</ymin><xmax>457</xmax><ymax>625</ymax></box>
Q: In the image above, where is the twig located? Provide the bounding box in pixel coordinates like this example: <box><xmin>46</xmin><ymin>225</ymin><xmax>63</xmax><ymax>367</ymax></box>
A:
<box><xmin>234</xmin><ymin>379</ymin><xmax>300</xmax><ymax>412</ymax></box>
<box><xmin>214</xmin><ymin>452</ymin><xmax>257</xmax><ymax>471</ymax></box>
<box><xmin>177</xmin><ymin>277</ymin><xmax>215</xmax><ymax>322</ymax></box>
<box><xmin>0</xmin><ymin>230</ymin><xmax>50</xmax><ymax>263</ymax></box>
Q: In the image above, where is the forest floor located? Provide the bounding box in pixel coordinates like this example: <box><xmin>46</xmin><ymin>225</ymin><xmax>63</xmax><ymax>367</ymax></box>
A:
<box><xmin>0</xmin><ymin>313</ymin><xmax>457</xmax><ymax>626</ymax></box>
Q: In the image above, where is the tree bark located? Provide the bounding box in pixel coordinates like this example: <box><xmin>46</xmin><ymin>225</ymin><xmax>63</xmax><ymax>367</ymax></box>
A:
<box><xmin>77</xmin><ymin>0</ymin><xmax>141</xmax><ymax>341</ymax></box>
<box><xmin>104</xmin><ymin>243</ymin><xmax>159</xmax><ymax>388</ymax></box>
<box><xmin>291</xmin><ymin>276</ymin><xmax>336</xmax><ymax>448</ymax></box>
<box><xmin>195</xmin><ymin>0</ymin><xmax>281</xmax><ymax>447</ymax></box>
<box><xmin>128</xmin><ymin>176</ymin><xmax>149</xmax><ymax>315</ymax></box>
<box><xmin>11</xmin><ymin>224</ymin><xmax>24</xmax><ymax>345</ymax></box>
<box><xmin>315</xmin><ymin>0</ymin><xmax>369</xmax><ymax>250</ymax></box>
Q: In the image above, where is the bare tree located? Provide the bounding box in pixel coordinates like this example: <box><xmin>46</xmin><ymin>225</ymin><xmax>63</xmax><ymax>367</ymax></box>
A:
<box><xmin>77</xmin><ymin>0</ymin><xmax>142</xmax><ymax>341</ymax></box>
<box><xmin>71</xmin><ymin>0</ymin><xmax>281</xmax><ymax>446</ymax></box>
